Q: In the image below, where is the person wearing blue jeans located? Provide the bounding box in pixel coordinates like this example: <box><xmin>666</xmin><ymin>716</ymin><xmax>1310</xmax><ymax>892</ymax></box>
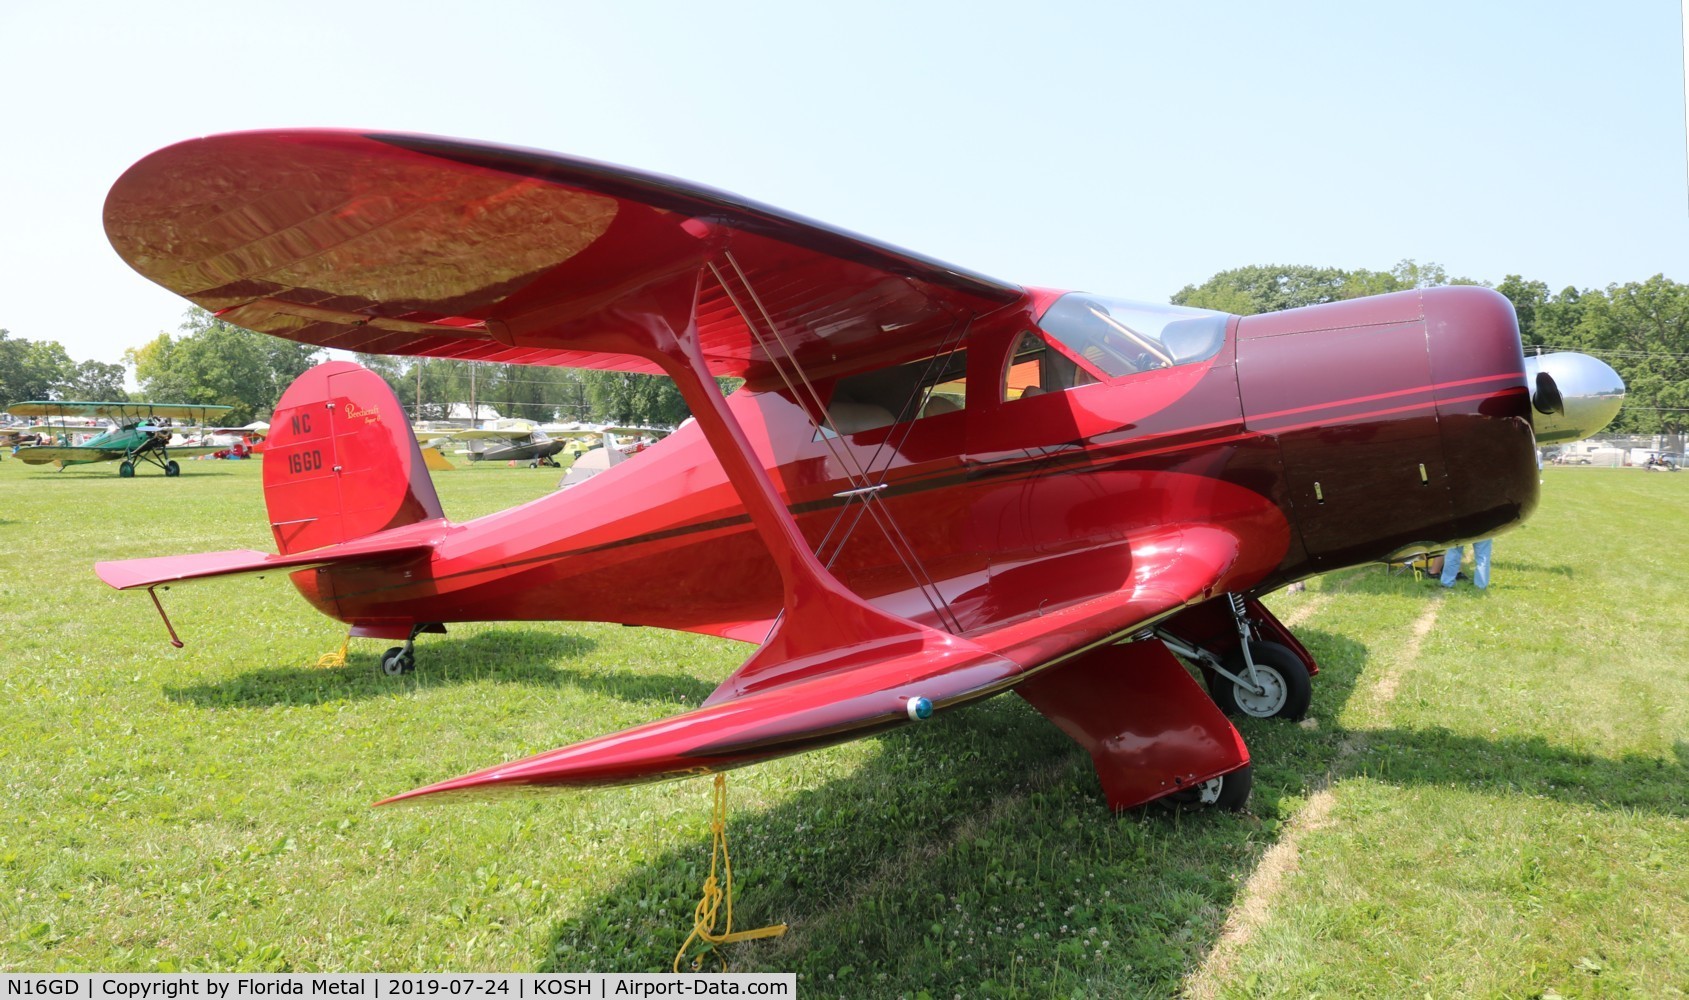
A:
<box><xmin>1440</xmin><ymin>539</ymin><xmax>1492</xmax><ymax>589</ymax></box>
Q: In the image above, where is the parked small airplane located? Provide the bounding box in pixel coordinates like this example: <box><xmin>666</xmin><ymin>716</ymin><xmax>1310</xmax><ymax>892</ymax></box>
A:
<box><xmin>95</xmin><ymin>130</ymin><xmax>1622</xmax><ymax>813</ymax></box>
<box><xmin>0</xmin><ymin>425</ymin><xmax>44</xmax><ymax>451</ymax></box>
<box><xmin>7</xmin><ymin>401</ymin><xmax>234</xmax><ymax>476</ymax></box>
<box><xmin>417</xmin><ymin>423</ymin><xmax>569</xmax><ymax>467</ymax></box>
<box><xmin>557</xmin><ymin>431</ymin><xmax>632</xmax><ymax>487</ymax></box>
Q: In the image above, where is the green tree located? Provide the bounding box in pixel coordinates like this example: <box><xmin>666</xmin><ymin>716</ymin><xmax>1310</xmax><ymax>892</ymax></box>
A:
<box><xmin>0</xmin><ymin>330</ymin><xmax>76</xmax><ymax>407</ymax></box>
<box><xmin>1173</xmin><ymin>260</ymin><xmax>1475</xmax><ymax>316</ymax></box>
<box><xmin>64</xmin><ymin>360</ymin><xmax>128</xmax><ymax>401</ymax></box>
<box><xmin>580</xmin><ymin>370</ymin><xmax>680</xmax><ymax>426</ymax></box>
<box><xmin>1495</xmin><ymin>275</ymin><xmax>1552</xmax><ymax>347</ymax></box>
<box><xmin>1172</xmin><ymin>264</ymin><xmax>1360</xmax><ymax>315</ymax></box>
<box><xmin>575</xmin><ymin>370</ymin><xmax>742</xmax><ymax>426</ymax></box>
<box><xmin>1571</xmin><ymin>276</ymin><xmax>1689</xmax><ymax>443</ymax></box>
<box><xmin>125</xmin><ymin>309</ymin><xmax>322</xmax><ymax>423</ymax></box>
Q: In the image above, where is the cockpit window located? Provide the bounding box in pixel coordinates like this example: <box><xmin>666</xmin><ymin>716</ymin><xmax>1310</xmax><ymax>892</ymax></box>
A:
<box><xmin>1003</xmin><ymin>331</ymin><xmax>1097</xmax><ymax>402</ymax></box>
<box><xmin>823</xmin><ymin>349</ymin><xmax>968</xmax><ymax>436</ymax></box>
<box><xmin>1037</xmin><ymin>293</ymin><xmax>1228</xmax><ymax>378</ymax></box>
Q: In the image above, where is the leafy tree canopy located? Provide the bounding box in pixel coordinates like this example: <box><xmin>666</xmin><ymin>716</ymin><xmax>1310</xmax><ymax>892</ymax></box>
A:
<box><xmin>125</xmin><ymin>309</ymin><xmax>322</xmax><ymax>424</ymax></box>
<box><xmin>1172</xmin><ymin>259</ymin><xmax>1478</xmax><ymax>315</ymax></box>
<box><xmin>0</xmin><ymin>329</ymin><xmax>115</xmax><ymax>408</ymax></box>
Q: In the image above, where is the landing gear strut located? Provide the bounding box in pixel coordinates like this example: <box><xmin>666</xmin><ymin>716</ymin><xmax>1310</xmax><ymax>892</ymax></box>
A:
<box><xmin>1154</xmin><ymin>593</ymin><xmax>1312</xmax><ymax>721</ymax></box>
<box><xmin>1210</xmin><ymin>641</ymin><xmax>1310</xmax><ymax>719</ymax></box>
<box><xmin>378</xmin><ymin>623</ymin><xmax>437</xmax><ymax>677</ymax></box>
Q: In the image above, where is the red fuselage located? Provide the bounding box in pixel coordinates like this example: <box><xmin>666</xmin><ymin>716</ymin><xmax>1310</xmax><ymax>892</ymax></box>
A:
<box><xmin>290</xmin><ymin>284</ymin><xmax>1535</xmax><ymax>645</ymax></box>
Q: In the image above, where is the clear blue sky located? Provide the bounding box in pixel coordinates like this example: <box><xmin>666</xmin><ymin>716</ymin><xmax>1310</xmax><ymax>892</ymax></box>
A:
<box><xmin>2</xmin><ymin>1</ymin><xmax>1685</xmax><ymax>366</ymax></box>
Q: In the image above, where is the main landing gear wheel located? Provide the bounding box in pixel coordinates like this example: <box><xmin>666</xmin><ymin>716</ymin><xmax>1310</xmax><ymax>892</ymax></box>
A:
<box><xmin>164</xmin><ymin>460</ymin><xmax>180</xmax><ymax>477</ymax></box>
<box><xmin>1163</xmin><ymin>764</ymin><xmax>1253</xmax><ymax>811</ymax></box>
<box><xmin>379</xmin><ymin>646</ymin><xmax>416</xmax><ymax>676</ymax></box>
<box><xmin>1210</xmin><ymin>641</ymin><xmax>1312</xmax><ymax>721</ymax></box>
<box><xmin>118</xmin><ymin>460</ymin><xmax>135</xmax><ymax>478</ymax></box>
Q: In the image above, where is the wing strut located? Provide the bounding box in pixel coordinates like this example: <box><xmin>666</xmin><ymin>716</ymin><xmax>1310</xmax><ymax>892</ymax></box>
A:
<box><xmin>564</xmin><ymin>266</ymin><xmax>1000</xmax><ymax>703</ymax></box>
<box><xmin>706</xmin><ymin>253</ymin><xmax>963</xmax><ymax>633</ymax></box>
<box><xmin>147</xmin><ymin>587</ymin><xmax>186</xmax><ymax>648</ymax></box>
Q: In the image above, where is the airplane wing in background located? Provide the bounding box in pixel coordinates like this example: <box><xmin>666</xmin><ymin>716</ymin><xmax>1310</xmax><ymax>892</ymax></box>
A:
<box><xmin>7</xmin><ymin>401</ymin><xmax>234</xmax><ymax>423</ymax></box>
<box><xmin>434</xmin><ymin>428</ymin><xmax>538</xmax><ymax>442</ymax></box>
<box><xmin>16</xmin><ymin>444</ymin><xmax>229</xmax><ymax>465</ymax></box>
<box><xmin>14</xmin><ymin>446</ymin><xmax>128</xmax><ymax>465</ymax></box>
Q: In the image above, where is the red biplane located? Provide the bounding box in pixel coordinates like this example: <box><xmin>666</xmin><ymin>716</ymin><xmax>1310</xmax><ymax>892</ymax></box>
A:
<box><xmin>96</xmin><ymin>131</ymin><xmax>1621</xmax><ymax>812</ymax></box>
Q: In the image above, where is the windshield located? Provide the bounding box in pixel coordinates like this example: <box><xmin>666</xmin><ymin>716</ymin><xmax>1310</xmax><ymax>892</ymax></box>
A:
<box><xmin>1037</xmin><ymin>293</ymin><xmax>1228</xmax><ymax>378</ymax></box>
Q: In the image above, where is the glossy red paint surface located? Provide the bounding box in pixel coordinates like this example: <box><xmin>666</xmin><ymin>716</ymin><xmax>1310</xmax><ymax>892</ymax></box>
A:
<box><xmin>98</xmin><ymin>131</ymin><xmax>1547</xmax><ymax>807</ymax></box>
<box><xmin>1016</xmin><ymin>640</ymin><xmax>1249</xmax><ymax>810</ymax></box>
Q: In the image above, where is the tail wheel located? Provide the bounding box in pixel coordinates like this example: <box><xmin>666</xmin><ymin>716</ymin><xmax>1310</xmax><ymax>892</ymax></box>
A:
<box><xmin>164</xmin><ymin>460</ymin><xmax>180</xmax><ymax>477</ymax></box>
<box><xmin>1162</xmin><ymin>764</ymin><xmax>1252</xmax><ymax>811</ymax></box>
<box><xmin>1209</xmin><ymin>641</ymin><xmax>1312</xmax><ymax>720</ymax></box>
<box><xmin>118</xmin><ymin>461</ymin><xmax>135</xmax><ymax>478</ymax></box>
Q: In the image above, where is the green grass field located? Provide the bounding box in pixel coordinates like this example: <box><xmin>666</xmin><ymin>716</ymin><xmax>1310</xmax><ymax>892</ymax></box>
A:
<box><xmin>1</xmin><ymin>456</ymin><xmax>1685</xmax><ymax>997</ymax></box>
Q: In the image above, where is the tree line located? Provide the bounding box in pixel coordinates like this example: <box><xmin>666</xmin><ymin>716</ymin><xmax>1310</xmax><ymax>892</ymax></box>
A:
<box><xmin>4</xmin><ymin>267</ymin><xmax>1686</xmax><ymax>437</ymax></box>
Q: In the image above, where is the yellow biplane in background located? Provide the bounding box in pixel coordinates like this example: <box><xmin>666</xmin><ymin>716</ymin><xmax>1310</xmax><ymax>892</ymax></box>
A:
<box><xmin>6</xmin><ymin>400</ymin><xmax>234</xmax><ymax>477</ymax></box>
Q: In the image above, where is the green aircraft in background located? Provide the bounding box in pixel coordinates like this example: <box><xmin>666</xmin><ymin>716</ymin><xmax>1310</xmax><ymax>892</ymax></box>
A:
<box><xmin>6</xmin><ymin>400</ymin><xmax>234</xmax><ymax>477</ymax></box>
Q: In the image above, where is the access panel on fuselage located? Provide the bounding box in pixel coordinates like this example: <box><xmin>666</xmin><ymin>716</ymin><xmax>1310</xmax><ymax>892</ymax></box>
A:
<box><xmin>1237</xmin><ymin>302</ymin><xmax>1454</xmax><ymax>569</ymax></box>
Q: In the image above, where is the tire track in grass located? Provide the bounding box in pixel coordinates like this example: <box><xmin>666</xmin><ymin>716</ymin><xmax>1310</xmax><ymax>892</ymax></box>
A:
<box><xmin>1184</xmin><ymin>595</ymin><xmax>1444</xmax><ymax>999</ymax></box>
<box><xmin>1272</xmin><ymin>565</ymin><xmax>1371</xmax><ymax>631</ymax></box>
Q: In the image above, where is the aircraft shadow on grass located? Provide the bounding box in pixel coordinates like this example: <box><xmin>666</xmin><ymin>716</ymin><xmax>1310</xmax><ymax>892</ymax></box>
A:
<box><xmin>530</xmin><ymin>622</ymin><xmax>1684</xmax><ymax>990</ymax></box>
<box><xmin>162</xmin><ymin>629</ymin><xmax>711</xmax><ymax>709</ymax></box>
<box><xmin>1490</xmin><ymin>556</ymin><xmax>1577</xmax><ymax>579</ymax></box>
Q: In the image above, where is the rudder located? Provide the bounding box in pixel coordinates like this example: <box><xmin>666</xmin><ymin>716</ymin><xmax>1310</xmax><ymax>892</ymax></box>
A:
<box><xmin>264</xmin><ymin>361</ymin><xmax>444</xmax><ymax>554</ymax></box>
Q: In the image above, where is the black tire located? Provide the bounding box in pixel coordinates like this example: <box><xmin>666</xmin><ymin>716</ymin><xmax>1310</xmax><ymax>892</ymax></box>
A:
<box><xmin>164</xmin><ymin>460</ymin><xmax>180</xmax><ymax>477</ymax></box>
<box><xmin>118</xmin><ymin>461</ymin><xmax>135</xmax><ymax>478</ymax></box>
<box><xmin>1162</xmin><ymin>763</ymin><xmax>1252</xmax><ymax>811</ymax></box>
<box><xmin>379</xmin><ymin>646</ymin><xmax>415</xmax><ymax>676</ymax></box>
<box><xmin>1209</xmin><ymin>641</ymin><xmax>1312</xmax><ymax>721</ymax></box>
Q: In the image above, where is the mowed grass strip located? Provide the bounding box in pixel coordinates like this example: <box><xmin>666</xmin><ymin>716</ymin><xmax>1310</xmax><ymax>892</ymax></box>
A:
<box><xmin>1</xmin><ymin>458</ymin><xmax>1685</xmax><ymax>997</ymax></box>
<box><xmin>1206</xmin><ymin>468</ymin><xmax>1689</xmax><ymax>999</ymax></box>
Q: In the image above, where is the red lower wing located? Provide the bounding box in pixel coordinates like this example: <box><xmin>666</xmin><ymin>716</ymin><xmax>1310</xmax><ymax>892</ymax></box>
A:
<box><xmin>381</xmin><ymin>522</ymin><xmax>1244</xmax><ymax>803</ymax></box>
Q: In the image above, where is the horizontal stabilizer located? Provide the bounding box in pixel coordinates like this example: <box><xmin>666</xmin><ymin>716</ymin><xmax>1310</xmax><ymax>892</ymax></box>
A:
<box><xmin>95</xmin><ymin>520</ymin><xmax>446</xmax><ymax>591</ymax></box>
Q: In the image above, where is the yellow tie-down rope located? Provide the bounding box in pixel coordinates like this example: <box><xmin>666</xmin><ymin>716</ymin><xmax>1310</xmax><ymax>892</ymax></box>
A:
<box><xmin>673</xmin><ymin>774</ymin><xmax>788</xmax><ymax>972</ymax></box>
<box><xmin>315</xmin><ymin>635</ymin><xmax>350</xmax><ymax>668</ymax></box>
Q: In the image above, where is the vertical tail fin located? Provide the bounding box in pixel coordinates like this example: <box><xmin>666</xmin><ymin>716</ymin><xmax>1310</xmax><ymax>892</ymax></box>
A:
<box><xmin>263</xmin><ymin>361</ymin><xmax>444</xmax><ymax>555</ymax></box>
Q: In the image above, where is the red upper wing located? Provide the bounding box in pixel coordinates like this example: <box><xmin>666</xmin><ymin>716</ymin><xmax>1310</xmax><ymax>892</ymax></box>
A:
<box><xmin>106</xmin><ymin>131</ymin><xmax>1025</xmax><ymax>381</ymax></box>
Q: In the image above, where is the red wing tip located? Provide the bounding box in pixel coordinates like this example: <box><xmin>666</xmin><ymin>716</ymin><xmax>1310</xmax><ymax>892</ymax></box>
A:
<box><xmin>375</xmin><ymin>772</ymin><xmax>515</xmax><ymax>807</ymax></box>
